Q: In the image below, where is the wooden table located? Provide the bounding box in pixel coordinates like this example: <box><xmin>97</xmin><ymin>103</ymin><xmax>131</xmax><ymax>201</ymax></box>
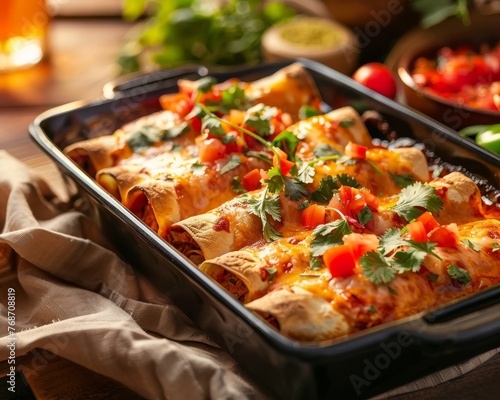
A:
<box><xmin>1</xmin><ymin>15</ymin><xmax>500</xmax><ymax>400</ymax></box>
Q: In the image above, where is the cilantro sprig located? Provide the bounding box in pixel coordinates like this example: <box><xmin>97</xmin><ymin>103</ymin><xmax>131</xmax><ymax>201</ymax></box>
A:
<box><xmin>360</xmin><ymin>227</ymin><xmax>442</xmax><ymax>285</ymax></box>
<box><xmin>243</xmin><ymin>187</ymin><xmax>282</xmax><ymax>242</ymax></box>
<box><xmin>390</xmin><ymin>182</ymin><xmax>443</xmax><ymax>222</ymax></box>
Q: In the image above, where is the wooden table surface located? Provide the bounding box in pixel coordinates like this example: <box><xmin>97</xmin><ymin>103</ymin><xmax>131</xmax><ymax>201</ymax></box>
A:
<box><xmin>1</xmin><ymin>13</ymin><xmax>500</xmax><ymax>400</ymax></box>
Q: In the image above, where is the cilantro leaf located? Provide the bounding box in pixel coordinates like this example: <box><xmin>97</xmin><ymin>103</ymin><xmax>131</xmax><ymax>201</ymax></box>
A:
<box><xmin>272</xmin><ymin>130</ymin><xmax>299</xmax><ymax>161</ymax></box>
<box><xmin>246</xmin><ymin>188</ymin><xmax>282</xmax><ymax>242</ymax></box>
<box><xmin>462</xmin><ymin>239</ymin><xmax>480</xmax><ymax>252</ymax></box>
<box><xmin>192</xmin><ymin>162</ymin><xmax>206</xmax><ymax>176</ymax></box>
<box><xmin>313</xmin><ymin>144</ymin><xmax>342</xmax><ymax>158</ymax></box>
<box><xmin>194</xmin><ymin>77</ymin><xmax>217</xmax><ymax>93</ymax></box>
<box><xmin>310</xmin><ymin>176</ymin><xmax>338</xmax><ymax>204</ymax></box>
<box><xmin>231</xmin><ymin>177</ymin><xmax>246</xmax><ymax>193</ymax></box>
<box><xmin>220</xmin><ymin>155</ymin><xmax>242</xmax><ymax>174</ymax></box>
<box><xmin>265</xmin><ymin>167</ymin><xmax>285</xmax><ymax>193</ymax></box>
<box><xmin>266</xmin><ymin>267</ymin><xmax>278</xmax><ymax>283</ymax></box>
<box><xmin>201</xmin><ymin>115</ymin><xmax>226</xmax><ymax>137</ymax></box>
<box><xmin>379</xmin><ymin>228</ymin><xmax>406</xmax><ymax>255</ymax></box>
<box><xmin>390</xmin><ymin>249</ymin><xmax>427</xmax><ymax>273</ymax></box>
<box><xmin>428</xmin><ymin>273</ymin><xmax>439</xmax><ymax>282</ymax></box>
<box><xmin>360</xmin><ymin>251</ymin><xmax>395</xmax><ymax>284</ymax></box>
<box><xmin>310</xmin><ymin>219</ymin><xmax>351</xmax><ymax>256</ymax></box>
<box><xmin>339</xmin><ymin>119</ymin><xmax>355</xmax><ymax>128</ymax></box>
<box><xmin>309</xmin><ymin>256</ymin><xmax>322</xmax><ymax>271</ymax></box>
<box><xmin>299</xmin><ymin>105</ymin><xmax>321</xmax><ymax>119</ymax></box>
<box><xmin>493</xmin><ymin>243</ymin><xmax>500</xmax><ymax>253</ymax></box>
<box><xmin>283</xmin><ymin>177</ymin><xmax>308</xmax><ymax>201</ymax></box>
<box><xmin>297</xmin><ymin>161</ymin><xmax>315</xmax><ymax>184</ymax></box>
<box><xmin>357</xmin><ymin>205</ymin><xmax>373</xmax><ymax>226</ymax></box>
<box><xmin>405</xmin><ymin>240</ymin><xmax>442</xmax><ymax>261</ymax></box>
<box><xmin>246</xmin><ymin>151</ymin><xmax>272</xmax><ymax>165</ymax></box>
<box><xmin>244</xmin><ymin>104</ymin><xmax>277</xmax><ymax>137</ymax></box>
<box><xmin>388</xmin><ymin>171</ymin><xmax>416</xmax><ymax>188</ymax></box>
<box><xmin>390</xmin><ymin>182</ymin><xmax>444</xmax><ymax>222</ymax></box>
<box><xmin>221</xmin><ymin>83</ymin><xmax>249</xmax><ymax>111</ymax></box>
<box><xmin>447</xmin><ymin>264</ymin><xmax>471</xmax><ymax>285</ymax></box>
<box><xmin>126</xmin><ymin>123</ymin><xmax>190</xmax><ymax>152</ymax></box>
<box><xmin>336</xmin><ymin>174</ymin><xmax>361</xmax><ymax>188</ymax></box>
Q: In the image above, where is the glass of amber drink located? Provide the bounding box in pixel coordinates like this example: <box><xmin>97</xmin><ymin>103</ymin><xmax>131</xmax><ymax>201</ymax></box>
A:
<box><xmin>0</xmin><ymin>0</ymin><xmax>50</xmax><ymax>72</ymax></box>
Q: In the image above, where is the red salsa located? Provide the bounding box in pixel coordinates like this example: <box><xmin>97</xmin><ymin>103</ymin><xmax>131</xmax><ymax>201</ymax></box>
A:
<box><xmin>411</xmin><ymin>42</ymin><xmax>500</xmax><ymax>112</ymax></box>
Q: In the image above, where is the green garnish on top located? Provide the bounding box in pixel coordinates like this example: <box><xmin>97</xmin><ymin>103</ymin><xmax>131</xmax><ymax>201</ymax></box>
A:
<box><xmin>390</xmin><ymin>182</ymin><xmax>443</xmax><ymax>222</ymax></box>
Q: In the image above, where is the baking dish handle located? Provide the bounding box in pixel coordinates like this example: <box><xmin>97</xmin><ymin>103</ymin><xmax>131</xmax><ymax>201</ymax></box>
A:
<box><xmin>102</xmin><ymin>64</ymin><xmax>205</xmax><ymax>99</ymax></box>
<box><xmin>413</xmin><ymin>285</ymin><xmax>500</xmax><ymax>350</ymax></box>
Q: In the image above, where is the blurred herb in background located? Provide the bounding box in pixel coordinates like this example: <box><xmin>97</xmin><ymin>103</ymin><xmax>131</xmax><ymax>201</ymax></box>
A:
<box><xmin>118</xmin><ymin>0</ymin><xmax>295</xmax><ymax>74</ymax></box>
<box><xmin>411</xmin><ymin>0</ymin><xmax>471</xmax><ymax>28</ymax></box>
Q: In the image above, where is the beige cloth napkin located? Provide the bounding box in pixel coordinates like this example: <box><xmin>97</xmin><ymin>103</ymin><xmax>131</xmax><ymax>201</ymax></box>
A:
<box><xmin>0</xmin><ymin>150</ymin><xmax>263</xmax><ymax>400</ymax></box>
<box><xmin>0</xmin><ymin>150</ymin><xmax>498</xmax><ymax>400</ymax></box>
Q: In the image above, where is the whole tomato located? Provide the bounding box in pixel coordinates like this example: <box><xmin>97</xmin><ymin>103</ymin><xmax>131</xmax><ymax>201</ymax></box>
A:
<box><xmin>352</xmin><ymin>62</ymin><xmax>397</xmax><ymax>99</ymax></box>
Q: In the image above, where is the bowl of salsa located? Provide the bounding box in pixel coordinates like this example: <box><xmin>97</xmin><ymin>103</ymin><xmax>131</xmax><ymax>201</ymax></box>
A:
<box><xmin>388</xmin><ymin>12</ymin><xmax>500</xmax><ymax>131</ymax></box>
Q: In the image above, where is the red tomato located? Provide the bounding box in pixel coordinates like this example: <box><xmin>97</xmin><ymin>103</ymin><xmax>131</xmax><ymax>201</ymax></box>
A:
<box><xmin>241</xmin><ymin>169</ymin><xmax>262</xmax><ymax>192</ymax></box>
<box><xmin>407</xmin><ymin>220</ymin><xmax>428</xmax><ymax>243</ymax></box>
<box><xmin>342</xmin><ymin>233</ymin><xmax>379</xmax><ymax>260</ymax></box>
<box><xmin>301</xmin><ymin>204</ymin><xmax>326</xmax><ymax>229</ymax></box>
<box><xmin>352</xmin><ymin>62</ymin><xmax>397</xmax><ymax>99</ymax></box>
<box><xmin>429</xmin><ymin>226</ymin><xmax>458</xmax><ymax>248</ymax></box>
<box><xmin>416</xmin><ymin>211</ymin><xmax>440</xmax><ymax>233</ymax></box>
<box><xmin>159</xmin><ymin>92</ymin><xmax>193</xmax><ymax>117</ymax></box>
<box><xmin>360</xmin><ymin>189</ymin><xmax>380</xmax><ymax>210</ymax></box>
<box><xmin>196</xmin><ymin>134</ymin><xmax>227</xmax><ymax>162</ymax></box>
<box><xmin>323</xmin><ymin>244</ymin><xmax>356</xmax><ymax>278</ymax></box>
<box><xmin>272</xmin><ymin>147</ymin><xmax>295</xmax><ymax>176</ymax></box>
<box><xmin>345</xmin><ymin>142</ymin><xmax>367</xmax><ymax>159</ymax></box>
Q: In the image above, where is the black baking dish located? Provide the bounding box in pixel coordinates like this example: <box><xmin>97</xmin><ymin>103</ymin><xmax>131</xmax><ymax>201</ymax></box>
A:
<box><xmin>29</xmin><ymin>59</ymin><xmax>500</xmax><ymax>399</ymax></box>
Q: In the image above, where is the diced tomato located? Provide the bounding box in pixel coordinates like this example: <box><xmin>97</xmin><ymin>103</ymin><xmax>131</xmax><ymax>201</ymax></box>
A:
<box><xmin>301</xmin><ymin>204</ymin><xmax>326</xmax><ymax>229</ymax></box>
<box><xmin>429</xmin><ymin>225</ymin><xmax>458</xmax><ymax>247</ymax></box>
<box><xmin>360</xmin><ymin>189</ymin><xmax>380</xmax><ymax>210</ymax></box>
<box><xmin>272</xmin><ymin>147</ymin><xmax>295</xmax><ymax>176</ymax></box>
<box><xmin>345</xmin><ymin>142</ymin><xmax>367</xmax><ymax>159</ymax></box>
<box><xmin>342</xmin><ymin>233</ymin><xmax>379</xmax><ymax>260</ymax></box>
<box><xmin>416</xmin><ymin>211</ymin><xmax>440</xmax><ymax>233</ymax></box>
<box><xmin>323</xmin><ymin>244</ymin><xmax>356</xmax><ymax>278</ymax></box>
<box><xmin>196</xmin><ymin>134</ymin><xmax>227</xmax><ymax>162</ymax></box>
<box><xmin>224</xmin><ymin>131</ymin><xmax>246</xmax><ymax>153</ymax></box>
<box><xmin>159</xmin><ymin>93</ymin><xmax>193</xmax><ymax>118</ymax></box>
<box><xmin>339</xmin><ymin>186</ymin><xmax>354</xmax><ymax>204</ymax></box>
<box><xmin>241</xmin><ymin>169</ymin><xmax>262</xmax><ymax>192</ymax></box>
<box><xmin>407</xmin><ymin>220</ymin><xmax>428</xmax><ymax>243</ymax></box>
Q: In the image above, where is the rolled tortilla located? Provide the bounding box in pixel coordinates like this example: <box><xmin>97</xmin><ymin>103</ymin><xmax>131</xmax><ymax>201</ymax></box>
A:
<box><xmin>245</xmin><ymin>287</ymin><xmax>351</xmax><ymax>342</ymax></box>
<box><xmin>246</xmin><ymin>62</ymin><xmax>322</xmax><ymax>122</ymax></box>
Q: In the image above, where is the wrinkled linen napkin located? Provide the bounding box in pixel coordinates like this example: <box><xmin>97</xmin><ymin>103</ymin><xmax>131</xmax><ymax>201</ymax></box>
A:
<box><xmin>0</xmin><ymin>150</ymin><xmax>498</xmax><ymax>400</ymax></box>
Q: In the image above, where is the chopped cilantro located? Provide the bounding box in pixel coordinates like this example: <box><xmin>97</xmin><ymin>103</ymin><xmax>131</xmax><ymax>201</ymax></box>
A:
<box><xmin>310</xmin><ymin>176</ymin><xmax>337</xmax><ymax>204</ymax></box>
<box><xmin>357</xmin><ymin>205</ymin><xmax>373</xmax><ymax>226</ymax></box>
<box><xmin>245</xmin><ymin>187</ymin><xmax>282</xmax><ymax>242</ymax></box>
<box><xmin>336</xmin><ymin>174</ymin><xmax>361</xmax><ymax>188</ymax></box>
<box><xmin>298</xmin><ymin>105</ymin><xmax>322</xmax><ymax>120</ymax></box>
<box><xmin>266</xmin><ymin>267</ymin><xmax>278</xmax><ymax>283</ymax></box>
<box><xmin>283</xmin><ymin>176</ymin><xmax>308</xmax><ymax>201</ymax></box>
<box><xmin>313</xmin><ymin>144</ymin><xmax>342</xmax><ymax>158</ymax></box>
<box><xmin>220</xmin><ymin>83</ymin><xmax>249</xmax><ymax>112</ymax></box>
<box><xmin>310</xmin><ymin>219</ymin><xmax>352</xmax><ymax>256</ymax></box>
<box><xmin>298</xmin><ymin>200</ymin><xmax>311</xmax><ymax>210</ymax></box>
<box><xmin>272</xmin><ymin>130</ymin><xmax>299</xmax><ymax>161</ymax></box>
<box><xmin>297</xmin><ymin>161</ymin><xmax>315</xmax><ymax>184</ymax></box>
<box><xmin>192</xmin><ymin>162</ymin><xmax>206</xmax><ymax>176</ymax></box>
<box><xmin>339</xmin><ymin>119</ymin><xmax>355</xmax><ymax>128</ymax></box>
<box><xmin>220</xmin><ymin>155</ymin><xmax>241</xmax><ymax>174</ymax></box>
<box><xmin>388</xmin><ymin>286</ymin><xmax>398</xmax><ymax>295</ymax></box>
<box><xmin>428</xmin><ymin>273</ymin><xmax>439</xmax><ymax>282</ymax></box>
<box><xmin>309</xmin><ymin>256</ymin><xmax>322</xmax><ymax>271</ymax></box>
<box><xmin>379</xmin><ymin>228</ymin><xmax>406</xmax><ymax>255</ymax></box>
<box><xmin>368</xmin><ymin>305</ymin><xmax>377</xmax><ymax>313</ymax></box>
<box><xmin>231</xmin><ymin>177</ymin><xmax>246</xmax><ymax>193</ymax></box>
<box><xmin>126</xmin><ymin>123</ymin><xmax>190</xmax><ymax>152</ymax></box>
<box><xmin>390</xmin><ymin>249</ymin><xmax>427</xmax><ymax>273</ymax></box>
<box><xmin>201</xmin><ymin>115</ymin><xmax>226</xmax><ymax>137</ymax></box>
<box><xmin>462</xmin><ymin>239</ymin><xmax>480</xmax><ymax>252</ymax></box>
<box><xmin>447</xmin><ymin>264</ymin><xmax>472</xmax><ymax>285</ymax></box>
<box><xmin>360</xmin><ymin>251</ymin><xmax>395</xmax><ymax>284</ymax></box>
<box><xmin>194</xmin><ymin>77</ymin><xmax>217</xmax><ymax>93</ymax></box>
<box><xmin>388</xmin><ymin>171</ymin><xmax>416</xmax><ymax>188</ymax></box>
<box><xmin>243</xmin><ymin>104</ymin><xmax>276</xmax><ymax>136</ymax></box>
<box><xmin>492</xmin><ymin>243</ymin><xmax>500</xmax><ymax>252</ymax></box>
<box><xmin>246</xmin><ymin>151</ymin><xmax>272</xmax><ymax>165</ymax></box>
<box><xmin>390</xmin><ymin>182</ymin><xmax>444</xmax><ymax>222</ymax></box>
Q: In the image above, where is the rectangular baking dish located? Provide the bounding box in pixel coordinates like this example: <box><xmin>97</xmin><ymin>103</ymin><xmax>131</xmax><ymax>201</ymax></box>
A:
<box><xmin>29</xmin><ymin>59</ymin><xmax>500</xmax><ymax>399</ymax></box>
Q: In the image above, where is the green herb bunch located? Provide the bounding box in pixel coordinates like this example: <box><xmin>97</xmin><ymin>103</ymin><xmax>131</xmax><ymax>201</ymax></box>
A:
<box><xmin>119</xmin><ymin>0</ymin><xmax>295</xmax><ymax>74</ymax></box>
